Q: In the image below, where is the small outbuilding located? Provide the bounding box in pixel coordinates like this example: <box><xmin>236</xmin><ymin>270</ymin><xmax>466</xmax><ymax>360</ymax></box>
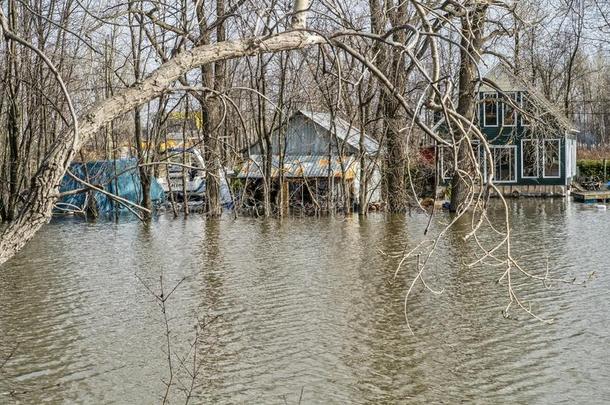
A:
<box><xmin>237</xmin><ymin>110</ymin><xmax>382</xmax><ymax>211</ymax></box>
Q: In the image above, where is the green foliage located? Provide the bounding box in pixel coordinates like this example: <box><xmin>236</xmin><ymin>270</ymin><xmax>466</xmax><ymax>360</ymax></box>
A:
<box><xmin>577</xmin><ymin>159</ymin><xmax>610</xmax><ymax>182</ymax></box>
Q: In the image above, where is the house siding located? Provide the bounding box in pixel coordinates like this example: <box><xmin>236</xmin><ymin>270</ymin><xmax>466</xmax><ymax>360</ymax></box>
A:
<box><xmin>477</xmin><ymin>90</ymin><xmax>572</xmax><ymax>187</ymax></box>
<box><xmin>248</xmin><ymin>114</ymin><xmax>359</xmax><ymax>156</ymax></box>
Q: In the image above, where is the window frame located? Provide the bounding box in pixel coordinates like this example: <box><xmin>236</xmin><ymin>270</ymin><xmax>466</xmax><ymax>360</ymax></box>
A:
<box><xmin>486</xmin><ymin>145</ymin><xmax>518</xmax><ymax>184</ymax></box>
<box><xmin>542</xmin><ymin>139</ymin><xmax>562</xmax><ymax>179</ymax></box>
<box><xmin>482</xmin><ymin>92</ymin><xmax>499</xmax><ymax>128</ymax></box>
<box><xmin>520</xmin><ymin>139</ymin><xmax>539</xmax><ymax>179</ymax></box>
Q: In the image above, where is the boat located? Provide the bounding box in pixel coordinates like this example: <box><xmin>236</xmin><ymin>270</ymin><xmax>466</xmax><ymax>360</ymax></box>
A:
<box><xmin>157</xmin><ymin>147</ymin><xmax>206</xmax><ymax>201</ymax></box>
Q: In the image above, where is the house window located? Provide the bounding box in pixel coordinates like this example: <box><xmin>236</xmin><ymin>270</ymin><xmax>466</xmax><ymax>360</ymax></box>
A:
<box><xmin>521</xmin><ymin>139</ymin><xmax>539</xmax><ymax>178</ymax></box>
<box><xmin>491</xmin><ymin>145</ymin><xmax>517</xmax><ymax>182</ymax></box>
<box><xmin>502</xmin><ymin>93</ymin><xmax>517</xmax><ymax>127</ymax></box>
<box><xmin>483</xmin><ymin>93</ymin><xmax>498</xmax><ymax>127</ymax></box>
<box><xmin>543</xmin><ymin>139</ymin><xmax>561</xmax><ymax>178</ymax></box>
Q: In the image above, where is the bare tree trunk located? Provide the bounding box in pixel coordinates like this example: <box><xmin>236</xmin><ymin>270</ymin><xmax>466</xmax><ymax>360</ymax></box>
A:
<box><xmin>195</xmin><ymin>0</ymin><xmax>224</xmax><ymax>217</ymax></box>
<box><xmin>260</xmin><ymin>57</ymin><xmax>273</xmax><ymax>216</ymax></box>
<box><xmin>563</xmin><ymin>1</ymin><xmax>584</xmax><ymax>115</ymax></box>
<box><xmin>384</xmin><ymin>24</ymin><xmax>408</xmax><ymax>211</ymax></box>
<box><xmin>129</xmin><ymin>0</ymin><xmax>152</xmax><ymax>219</ymax></box>
<box><xmin>6</xmin><ymin>80</ymin><xmax>21</xmax><ymax>221</ymax></box>
<box><xmin>4</xmin><ymin>0</ymin><xmax>22</xmax><ymax>221</ymax></box>
<box><xmin>450</xmin><ymin>2</ymin><xmax>488</xmax><ymax>213</ymax></box>
<box><xmin>134</xmin><ymin>108</ymin><xmax>152</xmax><ymax>217</ymax></box>
<box><xmin>369</xmin><ymin>0</ymin><xmax>409</xmax><ymax>213</ymax></box>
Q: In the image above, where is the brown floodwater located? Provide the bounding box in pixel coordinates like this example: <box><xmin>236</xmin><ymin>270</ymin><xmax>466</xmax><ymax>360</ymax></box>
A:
<box><xmin>0</xmin><ymin>199</ymin><xmax>608</xmax><ymax>403</ymax></box>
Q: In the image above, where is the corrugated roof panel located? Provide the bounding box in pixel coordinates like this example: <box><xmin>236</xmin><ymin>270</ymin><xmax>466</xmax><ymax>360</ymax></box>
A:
<box><xmin>236</xmin><ymin>155</ymin><xmax>357</xmax><ymax>180</ymax></box>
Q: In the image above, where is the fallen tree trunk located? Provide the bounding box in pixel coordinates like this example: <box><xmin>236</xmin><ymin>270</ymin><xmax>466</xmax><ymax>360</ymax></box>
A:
<box><xmin>0</xmin><ymin>30</ymin><xmax>324</xmax><ymax>265</ymax></box>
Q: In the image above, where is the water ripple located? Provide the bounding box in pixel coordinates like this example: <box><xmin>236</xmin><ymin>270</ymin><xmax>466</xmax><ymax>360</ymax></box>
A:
<box><xmin>0</xmin><ymin>200</ymin><xmax>608</xmax><ymax>403</ymax></box>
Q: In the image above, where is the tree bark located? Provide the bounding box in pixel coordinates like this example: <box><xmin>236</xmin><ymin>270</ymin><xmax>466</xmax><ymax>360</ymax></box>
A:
<box><xmin>129</xmin><ymin>0</ymin><xmax>152</xmax><ymax>219</ymax></box>
<box><xmin>384</xmin><ymin>7</ymin><xmax>409</xmax><ymax>213</ymax></box>
<box><xmin>449</xmin><ymin>2</ymin><xmax>488</xmax><ymax>213</ymax></box>
<box><xmin>369</xmin><ymin>0</ymin><xmax>409</xmax><ymax>213</ymax></box>
<box><xmin>4</xmin><ymin>0</ymin><xmax>22</xmax><ymax>221</ymax></box>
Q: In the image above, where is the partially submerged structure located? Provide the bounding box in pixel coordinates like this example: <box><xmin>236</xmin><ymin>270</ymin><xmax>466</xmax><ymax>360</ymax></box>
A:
<box><xmin>237</xmin><ymin>110</ymin><xmax>382</xmax><ymax>211</ymax></box>
<box><xmin>156</xmin><ymin>147</ymin><xmax>233</xmax><ymax>206</ymax></box>
<box><xmin>437</xmin><ymin>64</ymin><xmax>578</xmax><ymax>196</ymax></box>
<box><xmin>156</xmin><ymin>147</ymin><xmax>206</xmax><ymax>201</ymax></box>
<box><xmin>57</xmin><ymin>159</ymin><xmax>165</xmax><ymax>217</ymax></box>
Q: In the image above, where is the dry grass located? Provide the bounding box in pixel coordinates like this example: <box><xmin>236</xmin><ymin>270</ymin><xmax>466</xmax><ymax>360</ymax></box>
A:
<box><xmin>577</xmin><ymin>146</ymin><xmax>610</xmax><ymax>160</ymax></box>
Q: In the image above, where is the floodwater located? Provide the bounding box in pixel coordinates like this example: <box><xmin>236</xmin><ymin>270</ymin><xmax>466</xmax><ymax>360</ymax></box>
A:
<box><xmin>0</xmin><ymin>200</ymin><xmax>608</xmax><ymax>404</ymax></box>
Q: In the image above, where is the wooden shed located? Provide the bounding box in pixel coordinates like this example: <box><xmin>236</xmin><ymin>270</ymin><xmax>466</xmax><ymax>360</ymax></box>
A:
<box><xmin>238</xmin><ymin>110</ymin><xmax>382</xmax><ymax>211</ymax></box>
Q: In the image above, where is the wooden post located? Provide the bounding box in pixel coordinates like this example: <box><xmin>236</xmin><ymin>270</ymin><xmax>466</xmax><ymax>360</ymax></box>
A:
<box><xmin>282</xmin><ymin>180</ymin><xmax>289</xmax><ymax>215</ymax></box>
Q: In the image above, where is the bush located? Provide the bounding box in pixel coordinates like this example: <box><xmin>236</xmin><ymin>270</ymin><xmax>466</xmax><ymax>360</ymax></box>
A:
<box><xmin>577</xmin><ymin>159</ymin><xmax>610</xmax><ymax>182</ymax></box>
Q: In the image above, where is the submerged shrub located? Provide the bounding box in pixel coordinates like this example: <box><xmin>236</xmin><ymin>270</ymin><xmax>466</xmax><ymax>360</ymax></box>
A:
<box><xmin>577</xmin><ymin>159</ymin><xmax>610</xmax><ymax>182</ymax></box>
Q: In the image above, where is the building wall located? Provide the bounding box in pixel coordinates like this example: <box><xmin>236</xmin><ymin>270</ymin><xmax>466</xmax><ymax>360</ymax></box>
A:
<box><xmin>248</xmin><ymin>115</ymin><xmax>358</xmax><ymax>156</ymax></box>
<box><xmin>477</xmin><ymin>90</ymin><xmax>573</xmax><ymax>187</ymax></box>
<box><xmin>353</xmin><ymin>160</ymin><xmax>382</xmax><ymax>203</ymax></box>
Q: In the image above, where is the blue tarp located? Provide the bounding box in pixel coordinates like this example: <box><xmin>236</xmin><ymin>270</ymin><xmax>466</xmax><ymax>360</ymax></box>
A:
<box><xmin>57</xmin><ymin>159</ymin><xmax>164</xmax><ymax>214</ymax></box>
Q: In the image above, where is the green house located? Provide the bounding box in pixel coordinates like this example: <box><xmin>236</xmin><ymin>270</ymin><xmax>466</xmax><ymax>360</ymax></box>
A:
<box><xmin>439</xmin><ymin>65</ymin><xmax>578</xmax><ymax>196</ymax></box>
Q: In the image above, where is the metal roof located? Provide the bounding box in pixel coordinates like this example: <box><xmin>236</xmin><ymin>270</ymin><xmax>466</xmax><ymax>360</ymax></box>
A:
<box><xmin>236</xmin><ymin>154</ymin><xmax>358</xmax><ymax>179</ymax></box>
<box><xmin>298</xmin><ymin>110</ymin><xmax>380</xmax><ymax>155</ymax></box>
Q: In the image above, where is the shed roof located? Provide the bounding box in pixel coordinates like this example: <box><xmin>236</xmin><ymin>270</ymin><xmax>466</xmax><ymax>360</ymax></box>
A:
<box><xmin>297</xmin><ymin>110</ymin><xmax>380</xmax><ymax>155</ymax></box>
<box><xmin>236</xmin><ymin>154</ymin><xmax>357</xmax><ymax>179</ymax></box>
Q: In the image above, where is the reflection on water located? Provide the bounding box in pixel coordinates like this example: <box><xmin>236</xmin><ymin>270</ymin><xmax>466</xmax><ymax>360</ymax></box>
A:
<box><xmin>0</xmin><ymin>200</ymin><xmax>608</xmax><ymax>403</ymax></box>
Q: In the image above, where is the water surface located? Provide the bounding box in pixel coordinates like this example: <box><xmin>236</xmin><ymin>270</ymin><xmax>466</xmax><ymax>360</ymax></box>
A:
<box><xmin>0</xmin><ymin>200</ymin><xmax>608</xmax><ymax>403</ymax></box>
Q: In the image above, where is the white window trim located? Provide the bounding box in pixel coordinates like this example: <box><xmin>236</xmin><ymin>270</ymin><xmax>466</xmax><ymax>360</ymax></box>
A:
<box><xmin>502</xmin><ymin>93</ymin><xmax>518</xmax><ymax>127</ymax></box>
<box><xmin>520</xmin><ymin>93</ymin><xmax>530</xmax><ymax>127</ymax></box>
<box><xmin>482</xmin><ymin>92</ymin><xmax>499</xmax><ymax>128</ymax></box>
<box><xmin>487</xmin><ymin>145</ymin><xmax>518</xmax><ymax>184</ymax></box>
<box><xmin>520</xmin><ymin>139</ymin><xmax>539</xmax><ymax>178</ymax></box>
<box><xmin>542</xmin><ymin>139</ymin><xmax>562</xmax><ymax>179</ymax></box>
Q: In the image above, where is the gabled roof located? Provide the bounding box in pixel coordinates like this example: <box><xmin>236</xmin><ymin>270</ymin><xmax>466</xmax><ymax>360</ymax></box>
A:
<box><xmin>296</xmin><ymin>110</ymin><xmax>380</xmax><ymax>155</ymax></box>
<box><xmin>480</xmin><ymin>64</ymin><xmax>577</xmax><ymax>132</ymax></box>
<box><xmin>479</xmin><ymin>64</ymin><xmax>528</xmax><ymax>92</ymax></box>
